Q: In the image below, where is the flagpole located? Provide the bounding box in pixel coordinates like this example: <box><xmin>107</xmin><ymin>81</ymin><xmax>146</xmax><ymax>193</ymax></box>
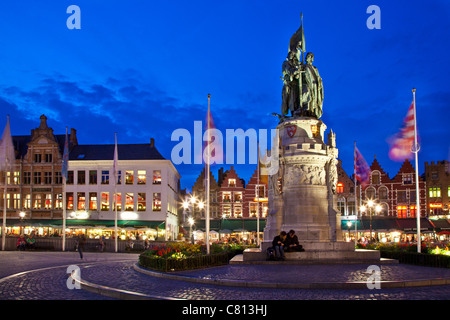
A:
<box><xmin>206</xmin><ymin>94</ymin><xmax>211</xmax><ymax>255</ymax></box>
<box><xmin>1</xmin><ymin>116</ymin><xmax>9</xmax><ymax>250</ymax></box>
<box><xmin>257</xmin><ymin>143</ymin><xmax>260</xmax><ymax>247</ymax></box>
<box><xmin>412</xmin><ymin>88</ymin><xmax>421</xmax><ymax>253</ymax></box>
<box><xmin>62</xmin><ymin>127</ymin><xmax>69</xmax><ymax>251</ymax></box>
<box><xmin>354</xmin><ymin>142</ymin><xmax>358</xmax><ymax>247</ymax></box>
<box><xmin>114</xmin><ymin>132</ymin><xmax>118</xmax><ymax>253</ymax></box>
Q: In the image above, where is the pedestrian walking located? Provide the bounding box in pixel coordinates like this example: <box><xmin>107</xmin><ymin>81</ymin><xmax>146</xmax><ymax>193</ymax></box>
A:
<box><xmin>77</xmin><ymin>234</ymin><xmax>86</xmax><ymax>259</ymax></box>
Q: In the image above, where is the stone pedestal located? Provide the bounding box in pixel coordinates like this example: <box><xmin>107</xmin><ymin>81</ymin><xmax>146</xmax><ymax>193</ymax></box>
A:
<box><xmin>263</xmin><ymin>117</ymin><xmax>341</xmax><ymax>243</ymax></box>
<box><xmin>241</xmin><ymin>117</ymin><xmax>381</xmax><ymax>263</ymax></box>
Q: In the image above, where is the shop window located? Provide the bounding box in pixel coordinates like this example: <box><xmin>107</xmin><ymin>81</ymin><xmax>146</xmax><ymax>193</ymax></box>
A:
<box><xmin>89</xmin><ymin>170</ymin><xmax>97</xmax><ymax>185</ymax></box>
<box><xmin>152</xmin><ymin>193</ymin><xmax>161</xmax><ymax>211</ymax></box>
<box><xmin>101</xmin><ymin>192</ymin><xmax>109</xmax><ymax>211</ymax></box>
<box><xmin>77</xmin><ymin>192</ymin><xmax>85</xmax><ymax>210</ymax></box>
<box><xmin>138</xmin><ymin>193</ymin><xmax>146</xmax><ymax>211</ymax></box>
<box><xmin>137</xmin><ymin>170</ymin><xmax>146</xmax><ymax>184</ymax></box>
<box><xmin>125</xmin><ymin>193</ymin><xmax>134</xmax><ymax>211</ymax></box>
<box><xmin>153</xmin><ymin>170</ymin><xmax>161</xmax><ymax>184</ymax></box>
<box><xmin>101</xmin><ymin>170</ymin><xmax>109</xmax><ymax>185</ymax></box>
<box><xmin>337</xmin><ymin>183</ymin><xmax>344</xmax><ymax>194</ymax></box>
<box><xmin>77</xmin><ymin>171</ymin><xmax>85</xmax><ymax>185</ymax></box>
<box><xmin>125</xmin><ymin>170</ymin><xmax>134</xmax><ymax>184</ymax></box>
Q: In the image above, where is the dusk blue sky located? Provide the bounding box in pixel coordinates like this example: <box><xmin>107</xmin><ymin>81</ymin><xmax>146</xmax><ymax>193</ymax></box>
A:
<box><xmin>1</xmin><ymin>1</ymin><xmax>449</xmax><ymax>191</ymax></box>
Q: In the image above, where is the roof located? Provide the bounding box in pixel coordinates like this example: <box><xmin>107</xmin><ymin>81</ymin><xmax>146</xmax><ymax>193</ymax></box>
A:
<box><xmin>69</xmin><ymin>143</ymin><xmax>165</xmax><ymax>161</ymax></box>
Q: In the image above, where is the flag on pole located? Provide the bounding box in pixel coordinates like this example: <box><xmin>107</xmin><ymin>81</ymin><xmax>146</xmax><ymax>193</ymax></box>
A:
<box><xmin>113</xmin><ymin>133</ymin><xmax>118</xmax><ymax>183</ymax></box>
<box><xmin>61</xmin><ymin>128</ymin><xmax>69</xmax><ymax>180</ymax></box>
<box><xmin>354</xmin><ymin>145</ymin><xmax>371</xmax><ymax>187</ymax></box>
<box><xmin>202</xmin><ymin>97</ymin><xmax>223</xmax><ymax>165</ymax></box>
<box><xmin>0</xmin><ymin>116</ymin><xmax>15</xmax><ymax>171</ymax></box>
<box><xmin>388</xmin><ymin>102</ymin><xmax>417</xmax><ymax>161</ymax></box>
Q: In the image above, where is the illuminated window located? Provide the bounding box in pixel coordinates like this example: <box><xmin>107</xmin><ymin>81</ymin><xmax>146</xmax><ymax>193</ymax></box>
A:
<box><xmin>397</xmin><ymin>205</ymin><xmax>407</xmax><ymax>218</ymax></box>
<box><xmin>113</xmin><ymin>193</ymin><xmax>121</xmax><ymax>211</ymax></box>
<box><xmin>12</xmin><ymin>194</ymin><xmax>20</xmax><ymax>209</ymax></box>
<box><xmin>228</xmin><ymin>179</ymin><xmax>236</xmax><ymax>187</ymax></box>
<box><xmin>429</xmin><ymin>187</ymin><xmax>441</xmax><ymax>198</ymax></box>
<box><xmin>153</xmin><ymin>170</ymin><xmax>161</xmax><ymax>184</ymax></box>
<box><xmin>256</xmin><ymin>185</ymin><xmax>265</xmax><ymax>198</ymax></box>
<box><xmin>55</xmin><ymin>193</ymin><xmax>62</xmax><ymax>209</ymax></box>
<box><xmin>33</xmin><ymin>194</ymin><xmax>42</xmax><ymax>209</ymax></box>
<box><xmin>24</xmin><ymin>194</ymin><xmax>31</xmax><ymax>209</ymax></box>
<box><xmin>101</xmin><ymin>192</ymin><xmax>109</xmax><ymax>211</ymax></box>
<box><xmin>45</xmin><ymin>194</ymin><xmax>52</xmax><ymax>209</ymax></box>
<box><xmin>152</xmin><ymin>193</ymin><xmax>161</xmax><ymax>211</ymax></box>
<box><xmin>223</xmin><ymin>204</ymin><xmax>231</xmax><ymax>217</ymax></box>
<box><xmin>234</xmin><ymin>205</ymin><xmax>242</xmax><ymax>217</ymax></box>
<box><xmin>250</xmin><ymin>203</ymin><xmax>257</xmax><ymax>217</ymax></box>
<box><xmin>311</xmin><ymin>125</ymin><xmax>318</xmax><ymax>137</ymax></box>
<box><xmin>125</xmin><ymin>193</ymin><xmax>134</xmax><ymax>211</ymax></box>
<box><xmin>67</xmin><ymin>193</ymin><xmax>74</xmax><ymax>210</ymax></box>
<box><xmin>138</xmin><ymin>193</ymin><xmax>146</xmax><ymax>211</ymax></box>
<box><xmin>138</xmin><ymin>170</ymin><xmax>146</xmax><ymax>184</ymax></box>
<box><xmin>234</xmin><ymin>192</ymin><xmax>242</xmax><ymax>202</ymax></box>
<box><xmin>223</xmin><ymin>192</ymin><xmax>231</xmax><ymax>202</ymax></box>
<box><xmin>337</xmin><ymin>183</ymin><xmax>344</xmax><ymax>194</ymax></box>
<box><xmin>13</xmin><ymin>171</ymin><xmax>20</xmax><ymax>184</ymax></box>
<box><xmin>77</xmin><ymin>192</ymin><xmax>85</xmax><ymax>210</ymax></box>
<box><xmin>410</xmin><ymin>205</ymin><xmax>417</xmax><ymax>218</ymax></box>
<box><xmin>125</xmin><ymin>171</ymin><xmax>134</xmax><ymax>184</ymax></box>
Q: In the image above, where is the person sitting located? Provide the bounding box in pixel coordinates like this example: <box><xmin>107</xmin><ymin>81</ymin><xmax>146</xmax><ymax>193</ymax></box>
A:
<box><xmin>26</xmin><ymin>235</ymin><xmax>36</xmax><ymax>250</ymax></box>
<box><xmin>17</xmin><ymin>235</ymin><xmax>26</xmax><ymax>251</ymax></box>
<box><xmin>272</xmin><ymin>231</ymin><xmax>287</xmax><ymax>260</ymax></box>
<box><xmin>284</xmin><ymin>230</ymin><xmax>305</xmax><ymax>252</ymax></box>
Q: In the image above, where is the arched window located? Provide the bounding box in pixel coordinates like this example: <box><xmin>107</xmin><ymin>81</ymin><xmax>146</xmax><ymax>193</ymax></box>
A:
<box><xmin>366</xmin><ymin>187</ymin><xmax>376</xmax><ymax>200</ymax></box>
<box><xmin>337</xmin><ymin>182</ymin><xmax>344</xmax><ymax>193</ymax></box>
<box><xmin>378</xmin><ymin>187</ymin><xmax>388</xmax><ymax>201</ymax></box>
<box><xmin>371</xmin><ymin>172</ymin><xmax>380</xmax><ymax>185</ymax></box>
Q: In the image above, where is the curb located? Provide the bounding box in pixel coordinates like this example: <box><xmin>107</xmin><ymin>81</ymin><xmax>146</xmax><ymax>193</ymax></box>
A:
<box><xmin>133</xmin><ymin>263</ymin><xmax>450</xmax><ymax>290</ymax></box>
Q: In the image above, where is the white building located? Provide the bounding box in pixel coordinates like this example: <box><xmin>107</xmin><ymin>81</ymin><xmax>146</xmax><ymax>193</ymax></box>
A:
<box><xmin>66</xmin><ymin>138</ymin><xmax>180</xmax><ymax>240</ymax></box>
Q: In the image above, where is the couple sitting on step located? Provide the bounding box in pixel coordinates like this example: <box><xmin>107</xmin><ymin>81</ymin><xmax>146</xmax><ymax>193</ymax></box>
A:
<box><xmin>267</xmin><ymin>230</ymin><xmax>305</xmax><ymax>261</ymax></box>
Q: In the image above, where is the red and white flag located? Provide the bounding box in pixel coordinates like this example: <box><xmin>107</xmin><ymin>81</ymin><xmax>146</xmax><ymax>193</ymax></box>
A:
<box><xmin>202</xmin><ymin>96</ymin><xmax>223</xmax><ymax>165</ymax></box>
<box><xmin>354</xmin><ymin>145</ymin><xmax>371</xmax><ymax>187</ymax></box>
<box><xmin>388</xmin><ymin>102</ymin><xmax>417</xmax><ymax>161</ymax></box>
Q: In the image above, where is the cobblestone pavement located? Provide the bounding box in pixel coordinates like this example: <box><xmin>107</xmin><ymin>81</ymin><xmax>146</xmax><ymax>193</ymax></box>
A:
<box><xmin>1</xmin><ymin>252</ymin><xmax>450</xmax><ymax>300</ymax></box>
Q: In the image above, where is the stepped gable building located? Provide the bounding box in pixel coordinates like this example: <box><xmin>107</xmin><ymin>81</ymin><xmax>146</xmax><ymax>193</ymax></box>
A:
<box><xmin>219</xmin><ymin>166</ymin><xmax>245</xmax><ymax>218</ymax></box>
<box><xmin>243</xmin><ymin>168</ymin><xmax>268</xmax><ymax>218</ymax></box>
<box><xmin>425</xmin><ymin>160</ymin><xmax>449</xmax><ymax>216</ymax></box>
<box><xmin>2</xmin><ymin>115</ymin><xmax>180</xmax><ymax>240</ymax></box>
<box><xmin>336</xmin><ymin>159</ymin><xmax>356</xmax><ymax>216</ymax></box>
<box><xmin>190</xmin><ymin>167</ymin><xmax>220</xmax><ymax>220</ymax></box>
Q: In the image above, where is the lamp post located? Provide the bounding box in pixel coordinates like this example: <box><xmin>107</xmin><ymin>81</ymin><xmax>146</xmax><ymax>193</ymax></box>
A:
<box><xmin>346</xmin><ymin>221</ymin><xmax>352</xmax><ymax>242</ymax></box>
<box><xmin>19</xmin><ymin>211</ymin><xmax>25</xmax><ymax>235</ymax></box>
<box><xmin>188</xmin><ymin>217</ymin><xmax>194</xmax><ymax>244</ymax></box>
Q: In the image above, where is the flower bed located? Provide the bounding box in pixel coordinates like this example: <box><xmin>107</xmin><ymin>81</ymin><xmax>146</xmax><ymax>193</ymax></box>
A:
<box><xmin>356</xmin><ymin>242</ymin><xmax>450</xmax><ymax>268</ymax></box>
<box><xmin>138</xmin><ymin>242</ymin><xmax>256</xmax><ymax>272</ymax></box>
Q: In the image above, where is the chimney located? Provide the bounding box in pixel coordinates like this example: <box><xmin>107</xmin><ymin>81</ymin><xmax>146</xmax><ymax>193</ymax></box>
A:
<box><xmin>70</xmin><ymin>128</ymin><xmax>78</xmax><ymax>146</ymax></box>
<box><xmin>150</xmin><ymin>138</ymin><xmax>155</xmax><ymax>147</ymax></box>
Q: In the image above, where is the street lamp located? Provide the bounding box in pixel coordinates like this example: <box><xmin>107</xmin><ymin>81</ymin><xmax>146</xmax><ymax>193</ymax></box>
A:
<box><xmin>346</xmin><ymin>221</ymin><xmax>352</xmax><ymax>242</ymax></box>
<box><xmin>188</xmin><ymin>217</ymin><xmax>194</xmax><ymax>243</ymax></box>
<box><xmin>19</xmin><ymin>211</ymin><xmax>26</xmax><ymax>235</ymax></box>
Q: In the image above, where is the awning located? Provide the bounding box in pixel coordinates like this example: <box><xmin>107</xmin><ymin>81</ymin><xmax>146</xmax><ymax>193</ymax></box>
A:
<box><xmin>395</xmin><ymin>218</ymin><xmax>434</xmax><ymax>231</ymax></box>
<box><xmin>4</xmin><ymin>219</ymin><xmax>165</xmax><ymax>229</ymax></box>
<box><xmin>194</xmin><ymin>219</ymin><xmax>266</xmax><ymax>232</ymax></box>
<box><xmin>429</xmin><ymin>219</ymin><xmax>450</xmax><ymax>231</ymax></box>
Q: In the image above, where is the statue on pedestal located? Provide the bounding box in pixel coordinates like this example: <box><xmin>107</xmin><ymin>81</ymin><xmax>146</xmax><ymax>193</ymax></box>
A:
<box><xmin>276</xmin><ymin>14</ymin><xmax>324</xmax><ymax>121</ymax></box>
